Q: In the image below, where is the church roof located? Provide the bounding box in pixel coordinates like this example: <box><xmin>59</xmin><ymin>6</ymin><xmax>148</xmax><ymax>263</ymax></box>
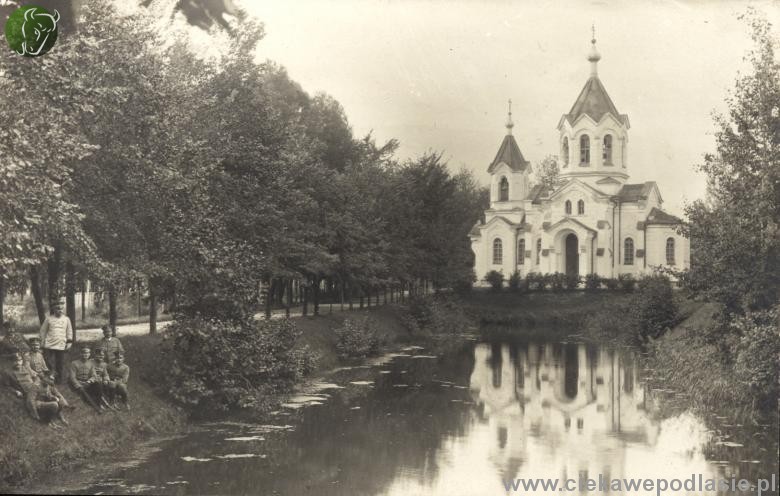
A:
<box><xmin>564</xmin><ymin>76</ymin><xmax>627</xmax><ymax>126</ymax></box>
<box><xmin>616</xmin><ymin>182</ymin><xmax>657</xmax><ymax>202</ymax></box>
<box><xmin>487</xmin><ymin>134</ymin><xmax>530</xmax><ymax>174</ymax></box>
<box><xmin>645</xmin><ymin>207</ymin><xmax>682</xmax><ymax>225</ymax></box>
<box><xmin>529</xmin><ymin>184</ymin><xmax>552</xmax><ymax>204</ymax></box>
<box><xmin>469</xmin><ymin>222</ymin><xmax>482</xmax><ymax>236</ymax></box>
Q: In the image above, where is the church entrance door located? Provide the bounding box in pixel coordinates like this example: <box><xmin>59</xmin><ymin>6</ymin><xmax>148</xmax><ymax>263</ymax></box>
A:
<box><xmin>565</xmin><ymin>233</ymin><xmax>579</xmax><ymax>277</ymax></box>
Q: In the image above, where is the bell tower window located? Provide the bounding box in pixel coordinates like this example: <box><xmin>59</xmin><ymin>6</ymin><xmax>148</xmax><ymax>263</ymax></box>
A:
<box><xmin>603</xmin><ymin>134</ymin><xmax>613</xmax><ymax>164</ymax></box>
<box><xmin>562</xmin><ymin>138</ymin><xmax>569</xmax><ymax>167</ymax></box>
<box><xmin>499</xmin><ymin>176</ymin><xmax>509</xmax><ymax>202</ymax></box>
<box><xmin>579</xmin><ymin>135</ymin><xmax>590</xmax><ymax>165</ymax></box>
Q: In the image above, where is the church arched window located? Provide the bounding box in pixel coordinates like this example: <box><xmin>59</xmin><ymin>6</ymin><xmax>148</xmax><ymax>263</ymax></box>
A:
<box><xmin>536</xmin><ymin>239</ymin><xmax>542</xmax><ymax>265</ymax></box>
<box><xmin>499</xmin><ymin>176</ymin><xmax>509</xmax><ymax>202</ymax></box>
<box><xmin>565</xmin><ymin>200</ymin><xmax>572</xmax><ymax>215</ymax></box>
<box><xmin>624</xmin><ymin>238</ymin><xmax>634</xmax><ymax>265</ymax></box>
<box><xmin>562</xmin><ymin>138</ymin><xmax>569</xmax><ymax>167</ymax></box>
<box><xmin>517</xmin><ymin>239</ymin><xmax>525</xmax><ymax>265</ymax></box>
<box><xmin>666</xmin><ymin>237</ymin><xmax>675</xmax><ymax>265</ymax></box>
<box><xmin>579</xmin><ymin>135</ymin><xmax>590</xmax><ymax>165</ymax></box>
<box><xmin>493</xmin><ymin>238</ymin><xmax>503</xmax><ymax>265</ymax></box>
<box><xmin>577</xmin><ymin>199</ymin><xmax>585</xmax><ymax>215</ymax></box>
<box><xmin>603</xmin><ymin>134</ymin><xmax>613</xmax><ymax>164</ymax></box>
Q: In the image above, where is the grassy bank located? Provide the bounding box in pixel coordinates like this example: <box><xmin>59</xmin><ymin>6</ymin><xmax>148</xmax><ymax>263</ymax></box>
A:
<box><xmin>0</xmin><ymin>334</ymin><xmax>186</xmax><ymax>490</ymax></box>
<box><xmin>0</xmin><ymin>301</ymin><xmax>443</xmax><ymax>490</ymax></box>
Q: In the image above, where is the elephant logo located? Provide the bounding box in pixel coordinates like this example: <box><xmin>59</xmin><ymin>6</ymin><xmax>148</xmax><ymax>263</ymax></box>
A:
<box><xmin>4</xmin><ymin>5</ymin><xmax>60</xmax><ymax>57</ymax></box>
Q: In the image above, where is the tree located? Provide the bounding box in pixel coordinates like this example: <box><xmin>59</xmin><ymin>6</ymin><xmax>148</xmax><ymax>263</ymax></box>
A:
<box><xmin>682</xmin><ymin>11</ymin><xmax>780</xmax><ymax>312</ymax></box>
<box><xmin>533</xmin><ymin>155</ymin><xmax>560</xmax><ymax>190</ymax></box>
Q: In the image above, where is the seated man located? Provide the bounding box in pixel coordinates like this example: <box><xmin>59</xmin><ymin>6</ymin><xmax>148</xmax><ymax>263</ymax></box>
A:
<box><xmin>68</xmin><ymin>345</ymin><xmax>103</xmax><ymax>413</ymax></box>
<box><xmin>98</xmin><ymin>325</ymin><xmax>124</xmax><ymax>360</ymax></box>
<box><xmin>26</xmin><ymin>337</ymin><xmax>71</xmax><ymax>410</ymax></box>
<box><xmin>91</xmin><ymin>348</ymin><xmax>115</xmax><ymax>410</ymax></box>
<box><xmin>3</xmin><ymin>352</ymin><xmax>68</xmax><ymax>427</ymax></box>
<box><xmin>107</xmin><ymin>351</ymin><xmax>130</xmax><ymax>410</ymax></box>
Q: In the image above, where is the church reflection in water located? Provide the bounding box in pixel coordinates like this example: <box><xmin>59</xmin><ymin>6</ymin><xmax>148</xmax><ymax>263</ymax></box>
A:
<box><xmin>469</xmin><ymin>342</ymin><xmax>657</xmax><ymax>483</ymax></box>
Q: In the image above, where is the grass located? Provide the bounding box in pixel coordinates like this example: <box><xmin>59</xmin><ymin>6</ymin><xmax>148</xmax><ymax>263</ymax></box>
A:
<box><xmin>0</xmin><ymin>334</ymin><xmax>186</xmax><ymax>491</ymax></box>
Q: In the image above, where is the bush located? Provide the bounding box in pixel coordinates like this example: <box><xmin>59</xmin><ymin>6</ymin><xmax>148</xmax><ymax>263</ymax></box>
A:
<box><xmin>508</xmin><ymin>271</ymin><xmax>523</xmax><ymax>292</ymax></box>
<box><xmin>633</xmin><ymin>275</ymin><xmax>678</xmax><ymax>340</ymax></box>
<box><xmin>525</xmin><ymin>272</ymin><xmax>542</xmax><ymax>291</ymax></box>
<box><xmin>549</xmin><ymin>272</ymin><xmax>566</xmax><ymax>292</ymax></box>
<box><xmin>617</xmin><ymin>273</ymin><xmax>636</xmax><ymax>292</ymax></box>
<box><xmin>485</xmin><ymin>270</ymin><xmax>504</xmax><ymax>291</ymax></box>
<box><xmin>334</xmin><ymin>317</ymin><xmax>381</xmax><ymax>360</ymax></box>
<box><xmin>603</xmin><ymin>277</ymin><xmax>619</xmax><ymax>290</ymax></box>
<box><xmin>401</xmin><ymin>295</ymin><xmax>470</xmax><ymax>335</ymax></box>
<box><xmin>564</xmin><ymin>273</ymin><xmax>581</xmax><ymax>291</ymax></box>
<box><xmin>584</xmin><ymin>273</ymin><xmax>601</xmax><ymax>291</ymax></box>
<box><xmin>161</xmin><ymin>316</ymin><xmax>316</xmax><ymax>411</ymax></box>
<box><xmin>732</xmin><ymin>306</ymin><xmax>780</xmax><ymax>410</ymax></box>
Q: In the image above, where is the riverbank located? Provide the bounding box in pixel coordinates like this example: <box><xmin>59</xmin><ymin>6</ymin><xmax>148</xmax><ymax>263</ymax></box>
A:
<box><xmin>0</xmin><ymin>302</ymin><xmax>444</xmax><ymax>491</ymax></box>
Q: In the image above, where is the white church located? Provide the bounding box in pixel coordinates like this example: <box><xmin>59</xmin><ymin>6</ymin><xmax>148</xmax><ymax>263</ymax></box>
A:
<box><xmin>470</xmin><ymin>37</ymin><xmax>690</xmax><ymax>282</ymax></box>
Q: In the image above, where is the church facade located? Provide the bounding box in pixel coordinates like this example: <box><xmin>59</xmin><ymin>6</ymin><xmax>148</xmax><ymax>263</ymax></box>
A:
<box><xmin>470</xmin><ymin>39</ymin><xmax>689</xmax><ymax>283</ymax></box>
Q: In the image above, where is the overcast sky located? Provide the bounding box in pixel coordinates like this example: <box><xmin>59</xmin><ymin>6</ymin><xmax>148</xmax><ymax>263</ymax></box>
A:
<box><xmin>234</xmin><ymin>0</ymin><xmax>778</xmax><ymax>215</ymax></box>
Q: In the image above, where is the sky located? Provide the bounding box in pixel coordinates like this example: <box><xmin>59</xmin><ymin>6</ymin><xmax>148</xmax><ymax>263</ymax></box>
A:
<box><xmin>228</xmin><ymin>0</ymin><xmax>778</xmax><ymax>215</ymax></box>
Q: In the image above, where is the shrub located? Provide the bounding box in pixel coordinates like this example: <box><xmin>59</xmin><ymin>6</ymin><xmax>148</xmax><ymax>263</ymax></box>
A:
<box><xmin>584</xmin><ymin>273</ymin><xmax>601</xmax><ymax>291</ymax></box>
<box><xmin>401</xmin><ymin>295</ymin><xmax>470</xmax><ymax>335</ymax></box>
<box><xmin>564</xmin><ymin>273</ymin><xmax>581</xmax><ymax>291</ymax></box>
<box><xmin>508</xmin><ymin>271</ymin><xmax>523</xmax><ymax>292</ymax></box>
<box><xmin>603</xmin><ymin>277</ymin><xmax>619</xmax><ymax>290</ymax></box>
<box><xmin>161</xmin><ymin>316</ymin><xmax>316</xmax><ymax>411</ymax></box>
<box><xmin>525</xmin><ymin>272</ymin><xmax>541</xmax><ymax>291</ymax></box>
<box><xmin>732</xmin><ymin>306</ymin><xmax>780</xmax><ymax>410</ymax></box>
<box><xmin>485</xmin><ymin>270</ymin><xmax>504</xmax><ymax>291</ymax></box>
<box><xmin>633</xmin><ymin>275</ymin><xmax>678</xmax><ymax>340</ymax></box>
<box><xmin>617</xmin><ymin>273</ymin><xmax>635</xmax><ymax>292</ymax></box>
<box><xmin>549</xmin><ymin>272</ymin><xmax>566</xmax><ymax>292</ymax></box>
<box><xmin>334</xmin><ymin>317</ymin><xmax>381</xmax><ymax>360</ymax></box>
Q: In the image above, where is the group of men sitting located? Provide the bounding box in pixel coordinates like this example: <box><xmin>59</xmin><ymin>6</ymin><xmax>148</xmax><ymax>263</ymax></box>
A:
<box><xmin>3</xmin><ymin>301</ymin><xmax>131</xmax><ymax>427</ymax></box>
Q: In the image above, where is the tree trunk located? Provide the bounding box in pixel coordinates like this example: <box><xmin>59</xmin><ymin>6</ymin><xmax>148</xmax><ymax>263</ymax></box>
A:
<box><xmin>47</xmin><ymin>241</ymin><xmax>63</xmax><ymax>307</ymax></box>
<box><xmin>80</xmin><ymin>281</ymin><xmax>86</xmax><ymax>322</ymax></box>
<box><xmin>149</xmin><ymin>279</ymin><xmax>157</xmax><ymax>335</ymax></box>
<box><xmin>339</xmin><ymin>281</ymin><xmax>345</xmax><ymax>311</ymax></box>
<box><xmin>137</xmin><ymin>281</ymin><xmax>142</xmax><ymax>318</ymax></box>
<box><xmin>65</xmin><ymin>260</ymin><xmax>76</xmax><ymax>339</ymax></box>
<box><xmin>30</xmin><ymin>266</ymin><xmax>46</xmax><ymax>324</ymax></box>
<box><xmin>0</xmin><ymin>270</ymin><xmax>5</xmax><ymax>329</ymax></box>
<box><xmin>302</xmin><ymin>281</ymin><xmax>309</xmax><ymax>316</ymax></box>
<box><xmin>264</xmin><ymin>278</ymin><xmax>273</xmax><ymax>319</ymax></box>
<box><xmin>348</xmin><ymin>282</ymin><xmax>353</xmax><ymax>310</ymax></box>
<box><xmin>285</xmin><ymin>279</ymin><xmax>292</xmax><ymax>318</ymax></box>
<box><xmin>366</xmin><ymin>288</ymin><xmax>371</xmax><ymax>308</ymax></box>
<box><xmin>108</xmin><ymin>285</ymin><xmax>118</xmax><ymax>336</ymax></box>
<box><xmin>313</xmin><ymin>276</ymin><xmax>321</xmax><ymax>316</ymax></box>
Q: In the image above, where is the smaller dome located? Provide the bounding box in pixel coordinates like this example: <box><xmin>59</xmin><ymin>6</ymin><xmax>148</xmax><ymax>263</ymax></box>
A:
<box><xmin>587</xmin><ymin>39</ymin><xmax>601</xmax><ymax>63</ymax></box>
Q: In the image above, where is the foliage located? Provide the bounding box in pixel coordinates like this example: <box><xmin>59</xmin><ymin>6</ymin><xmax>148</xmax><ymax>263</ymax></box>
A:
<box><xmin>634</xmin><ymin>275</ymin><xmax>679</xmax><ymax>340</ymax></box>
<box><xmin>533</xmin><ymin>155</ymin><xmax>560</xmax><ymax>191</ymax></box>
<box><xmin>549</xmin><ymin>272</ymin><xmax>566</xmax><ymax>292</ymax></box>
<box><xmin>507</xmin><ymin>271</ymin><xmax>523</xmax><ymax>292</ymax></box>
<box><xmin>732</xmin><ymin>306</ymin><xmax>780</xmax><ymax>410</ymax></box>
<box><xmin>564</xmin><ymin>273</ymin><xmax>581</xmax><ymax>290</ymax></box>
<box><xmin>401</xmin><ymin>296</ymin><xmax>470</xmax><ymax>335</ymax></box>
<box><xmin>602</xmin><ymin>277</ymin><xmax>619</xmax><ymax>290</ymax></box>
<box><xmin>485</xmin><ymin>270</ymin><xmax>504</xmax><ymax>291</ymax></box>
<box><xmin>617</xmin><ymin>273</ymin><xmax>635</xmax><ymax>292</ymax></box>
<box><xmin>584</xmin><ymin>273</ymin><xmax>601</xmax><ymax>291</ymax></box>
<box><xmin>525</xmin><ymin>272</ymin><xmax>544</xmax><ymax>291</ymax></box>
<box><xmin>681</xmin><ymin>11</ymin><xmax>780</xmax><ymax>313</ymax></box>
<box><xmin>161</xmin><ymin>316</ymin><xmax>315</xmax><ymax>411</ymax></box>
<box><xmin>334</xmin><ymin>317</ymin><xmax>381</xmax><ymax>360</ymax></box>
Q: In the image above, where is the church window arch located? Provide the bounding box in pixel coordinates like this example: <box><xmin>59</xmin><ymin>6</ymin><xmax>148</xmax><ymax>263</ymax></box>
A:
<box><xmin>624</xmin><ymin>238</ymin><xmax>635</xmax><ymax>265</ymax></box>
<box><xmin>565</xmin><ymin>200</ymin><xmax>572</xmax><ymax>215</ymax></box>
<box><xmin>536</xmin><ymin>239</ymin><xmax>542</xmax><ymax>265</ymax></box>
<box><xmin>579</xmin><ymin>135</ymin><xmax>590</xmax><ymax>165</ymax></box>
<box><xmin>517</xmin><ymin>239</ymin><xmax>525</xmax><ymax>265</ymax></box>
<box><xmin>666</xmin><ymin>237</ymin><xmax>675</xmax><ymax>265</ymax></box>
<box><xmin>577</xmin><ymin>199</ymin><xmax>585</xmax><ymax>215</ymax></box>
<box><xmin>499</xmin><ymin>176</ymin><xmax>509</xmax><ymax>202</ymax></box>
<box><xmin>493</xmin><ymin>238</ymin><xmax>503</xmax><ymax>265</ymax></box>
<box><xmin>603</xmin><ymin>134</ymin><xmax>613</xmax><ymax>164</ymax></box>
<box><xmin>562</xmin><ymin>138</ymin><xmax>569</xmax><ymax>167</ymax></box>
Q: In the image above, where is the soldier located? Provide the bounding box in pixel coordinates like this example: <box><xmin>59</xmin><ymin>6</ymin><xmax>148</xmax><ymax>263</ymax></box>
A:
<box><xmin>39</xmin><ymin>300</ymin><xmax>73</xmax><ymax>385</ymax></box>
<box><xmin>68</xmin><ymin>345</ymin><xmax>102</xmax><ymax>413</ymax></box>
<box><xmin>26</xmin><ymin>337</ymin><xmax>71</xmax><ymax>410</ymax></box>
<box><xmin>97</xmin><ymin>324</ymin><xmax>124</xmax><ymax>359</ymax></box>
<box><xmin>3</xmin><ymin>352</ymin><xmax>68</xmax><ymax>427</ymax></box>
<box><xmin>107</xmin><ymin>351</ymin><xmax>131</xmax><ymax>410</ymax></box>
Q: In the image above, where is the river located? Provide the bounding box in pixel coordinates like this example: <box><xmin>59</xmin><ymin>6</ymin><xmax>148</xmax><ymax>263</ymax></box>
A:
<box><xmin>59</xmin><ymin>336</ymin><xmax>778</xmax><ymax>495</ymax></box>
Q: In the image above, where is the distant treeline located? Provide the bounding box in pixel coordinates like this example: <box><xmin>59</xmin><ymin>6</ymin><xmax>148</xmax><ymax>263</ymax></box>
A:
<box><xmin>0</xmin><ymin>1</ymin><xmax>488</xmax><ymax>330</ymax></box>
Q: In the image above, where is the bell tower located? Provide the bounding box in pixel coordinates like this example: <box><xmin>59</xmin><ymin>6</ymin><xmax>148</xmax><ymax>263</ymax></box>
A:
<box><xmin>488</xmin><ymin>100</ymin><xmax>531</xmax><ymax>209</ymax></box>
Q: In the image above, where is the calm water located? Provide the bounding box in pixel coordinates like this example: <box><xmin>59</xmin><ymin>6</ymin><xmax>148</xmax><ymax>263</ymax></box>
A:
<box><xmin>67</xmin><ymin>337</ymin><xmax>778</xmax><ymax>496</ymax></box>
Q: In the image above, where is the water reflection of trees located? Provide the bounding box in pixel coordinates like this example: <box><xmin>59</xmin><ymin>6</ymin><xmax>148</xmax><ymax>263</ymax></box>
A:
<box><xmin>469</xmin><ymin>342</ymin><xmax>656</xmax><ymax>482</ymax></box>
